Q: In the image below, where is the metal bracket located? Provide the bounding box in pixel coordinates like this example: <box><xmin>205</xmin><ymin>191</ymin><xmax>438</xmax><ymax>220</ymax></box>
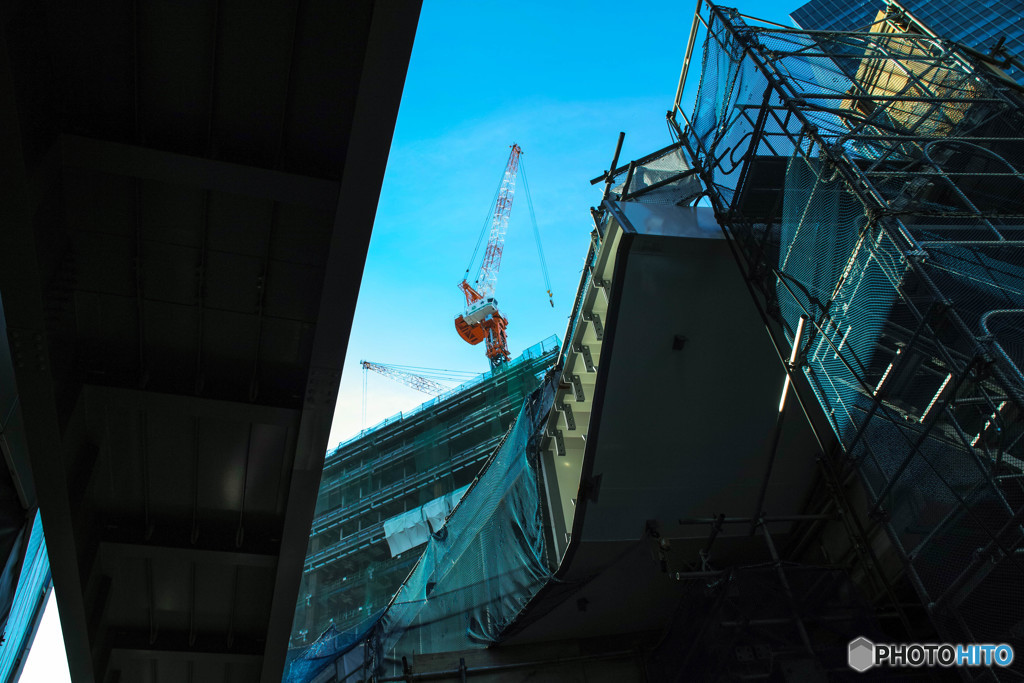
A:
<box><xmin>904</xmin><ymin>249</ymin><xmax>928</xmax><ymax>262</ymax></box>
<box><xmin>547</xmin><ymin>427</ymin><xmax>565</xmax><ymax>456</ymax></box>
<box><xmin>574</xmin><ymin>343</ymin><xmax>595</xmax><ymax>372</ymax></box>
<box><xmin>583</xmin><ymin>311</ymin><xmax>604</xmax><ymax>340</ymax></box>
<box><xmin>569</xmin><ymin>374</ymin><xmax>585</xmax><ymax>402</ymax></box>
<box><xmin>556</xmin><ymin>402</ymin><xmax>576</xmax><ymax>431</ymax></box>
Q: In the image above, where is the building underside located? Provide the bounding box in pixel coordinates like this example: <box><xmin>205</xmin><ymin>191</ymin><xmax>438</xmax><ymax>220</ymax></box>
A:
<box><xmin>0</xmin><ymin>2</ymin><xmax>421</xmax><ymax>681</ymax></box>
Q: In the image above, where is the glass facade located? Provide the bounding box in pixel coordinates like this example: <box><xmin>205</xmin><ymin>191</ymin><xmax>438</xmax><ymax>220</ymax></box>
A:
<box><xmin>791</xmin><ymin>0</ymin><xmax>1024</xmax><ymax>84</ymax></box>
<box><xmin>0</xmin><ymin>511</ymin><xmax>52</xmax><ymax>682</ymax></box>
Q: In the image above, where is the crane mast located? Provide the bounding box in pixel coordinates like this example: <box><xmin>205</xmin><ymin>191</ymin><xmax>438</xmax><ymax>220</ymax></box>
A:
<box><xmin>455</xmin><ymin>144</ymin><xmax>522</xmax><ymax>369</ymax></box>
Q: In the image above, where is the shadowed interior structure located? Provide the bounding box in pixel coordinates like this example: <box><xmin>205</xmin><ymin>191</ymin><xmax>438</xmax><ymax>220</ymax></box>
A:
<box><xmin>0</xmin><ymin>1</ymin><xmax>421</xmax><ymax>681</ymax></box>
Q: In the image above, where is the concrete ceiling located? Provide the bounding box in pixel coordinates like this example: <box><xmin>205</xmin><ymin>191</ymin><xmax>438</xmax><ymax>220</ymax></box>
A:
<box><xmin>0</xmin><ymin>1</ymin><xmax>421</xmax><ymax>681</ymax></box>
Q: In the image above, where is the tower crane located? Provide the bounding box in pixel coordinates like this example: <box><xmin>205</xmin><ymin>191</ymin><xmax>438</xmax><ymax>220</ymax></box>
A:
<box><xmin>455</xmin><ymin>143</ymin><xmax>553</xmax><ymax>370</ymax></box>
<box><xmin>360</xmin><ymin>361</ymin><xmax>452</xmax><ymax>395</ymax></box>
<box><xmin>360</xmin><ymin>361</ymin><xmax>479</xmax><ymax>428</ymax></box>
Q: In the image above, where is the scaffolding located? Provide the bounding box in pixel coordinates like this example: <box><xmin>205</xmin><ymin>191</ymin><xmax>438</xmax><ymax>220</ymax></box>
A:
<box><xmin>671</xmin><ymin>0</ymin><xmax>1024</xmax><ymax>673</ymax></box>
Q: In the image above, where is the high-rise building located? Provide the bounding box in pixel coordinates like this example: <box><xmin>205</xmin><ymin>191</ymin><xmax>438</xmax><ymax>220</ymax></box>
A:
<box><xmin>791</xmin><ymin>0</ymin><xmax>1024</xmax><ymax>84</ymax></box>
<box><xmin>0</xmin><ymin>512</ymin><xmax>52</xmax><ymax>681</ymax></box>
<box><xmin>289</xmin><ymin>337</ymin><xmax>559</xmax><ymax>646</ymax></box>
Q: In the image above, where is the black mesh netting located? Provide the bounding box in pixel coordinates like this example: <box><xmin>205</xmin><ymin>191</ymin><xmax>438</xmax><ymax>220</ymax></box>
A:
<box><xmin>687</xmin><ymin>7</ymin><xmax>1024</xmax><ymax>675</ymax></box>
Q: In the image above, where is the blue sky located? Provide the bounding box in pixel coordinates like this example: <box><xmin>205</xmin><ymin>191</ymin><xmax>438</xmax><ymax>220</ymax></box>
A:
<box><xmin>24</xmin><ymin>1</ymin><xmax>800</xmax><ymax>679</ymax></box>
<box><xmin>334</xmin><ymin>1</ymin><xmax>696</xmax><ymax>442</ymax></box>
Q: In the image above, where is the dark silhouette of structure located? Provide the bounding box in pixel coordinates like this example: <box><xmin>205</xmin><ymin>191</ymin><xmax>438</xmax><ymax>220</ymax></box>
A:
<box><xmin>0</xmin><ymin>2</ymin><xmax>421</xmax><ymax>681</ymax></box>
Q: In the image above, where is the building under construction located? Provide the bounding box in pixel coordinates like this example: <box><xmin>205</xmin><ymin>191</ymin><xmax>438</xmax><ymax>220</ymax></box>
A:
<box><xmin>285</xmin><ymin>1</ymin><xmax>1024</xmax><ymax>680</ymax></box>
<box><xmin>289</xmin><ymin>337</ymin><xmax>559</xmax><ymax>647</ymax></box>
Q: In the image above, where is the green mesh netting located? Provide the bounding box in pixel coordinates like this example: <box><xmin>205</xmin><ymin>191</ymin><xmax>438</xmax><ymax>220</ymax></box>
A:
<box><xmin>282</xmin><ymin>609</ymin><xmax>384</xmax><ymax>683</ymax></box>
<box><xmin>283</xmin><ymin>374</ymin><xmax>557</xmax><ymax>682</ymax></box>
<box><xmin>288</xmin><ymin>338</ymin><xmax>558</xmax><ymax>653</ymax></box>
<box><xmin>370</xmin><ymin>374</ymin><xmax>556</xmax><ymax>674</ymax></box>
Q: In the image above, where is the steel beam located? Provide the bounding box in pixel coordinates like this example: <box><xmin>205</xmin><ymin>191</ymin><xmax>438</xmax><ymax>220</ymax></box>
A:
<box><xmin>59</xmin><ymin>134</ymin><xmax>340</xmax><ymax>210</ymax></box>
<box><xmin>110</xmin><ymin>647</ymin><xmax>261</xmax><ymax>665</ymax></box>
<box><xmin>0</xmin><ymin>25</ymin><xmax>96</xmax><ymax>680</ymax></box>
<box><xmin>257</xmin><ymin>2</ymin><xmax>423</xmax><ymax>681</ymax></box>
<box><xmin>100</xmin><ymin>541</ymin><xmax>277</xmax><ymax>569</ymax></box>
<box><xmin>84</xmin><ymin>385</ymin><xmax>300</xmax><ymax>428</ymax></box>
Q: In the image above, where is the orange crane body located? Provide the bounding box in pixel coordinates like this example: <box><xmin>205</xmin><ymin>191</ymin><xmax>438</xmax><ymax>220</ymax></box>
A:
<box><xmin>454</xmin><ymin>284</ymin><xmax>509</xmax><ymax>364</ymax></box>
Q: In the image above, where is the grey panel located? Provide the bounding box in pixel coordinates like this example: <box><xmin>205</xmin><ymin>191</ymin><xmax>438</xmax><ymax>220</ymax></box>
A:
<box><xmin>582</xmin><ymin>235</ymin><xmax>790</xmax><ymax>541</ymax></box>
<box><xmin>506</xmin><ymin>206</ymin><xmax>822</xmax><ymax>647</ymax></box>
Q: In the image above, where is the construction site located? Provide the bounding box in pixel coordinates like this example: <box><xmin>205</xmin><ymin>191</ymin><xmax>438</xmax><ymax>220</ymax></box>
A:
<box><xmin>283</xmin><ymin>0</ymin><xmax>1024</xmax><ymax>680</ymax></box>
<box><xmin>290</xmin><ymin>337</ymin><xmax>559</xmax><ymax>645</ymax></box>
<box><xmin>2</xmin><ymin>0</ymin><xmax>1022</xmax><ymax>680</ymax></box>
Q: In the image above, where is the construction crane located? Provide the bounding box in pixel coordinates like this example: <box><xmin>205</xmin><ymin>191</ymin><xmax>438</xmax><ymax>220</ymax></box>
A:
<box><xmin>455</xmin><ymin>143</ymin><xmax>553</xmax><ymax>370</ymax></box>
<box><xmin>360</xmin><ymin>361</ymin><xmax>479</xmax><ymax>428</ymax></box>
<box><xmin>360</xmin><ymin>361</ymin><xmax>451</xmax><ymax>396</ymax></box>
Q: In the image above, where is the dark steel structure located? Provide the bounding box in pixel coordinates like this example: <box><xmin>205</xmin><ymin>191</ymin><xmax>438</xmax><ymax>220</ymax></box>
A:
<box><xmin>670</xmin><ymin>0</ymin><xmax>1024</xmax><ymax>675</ymax></box>
<box><xmin>0</xmin><ymin>1</ymin><xmax>421</xmax><ymax>681</ymax></box>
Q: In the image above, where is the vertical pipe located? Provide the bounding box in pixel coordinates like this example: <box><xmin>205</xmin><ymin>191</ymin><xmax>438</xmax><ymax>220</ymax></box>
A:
<box><xmin>750</xmin><ymin>316</ymin><xmax>805</xmax><ymax>536</ymax></box>
<box><xmin>675</xmin><ymin>0</ymin><xmax>706</xmax><ymax>115</ymax></box>
<box><xmin>778</xmin><ymin>315</ymin><xmax>806</xmax><ymax>413</ymax></box>
<box><xmin>620</xmin><ymin>161</ymin><xmax>638</xmax><ymax>202</ymax></box>
<box><xmin>601</xmin><ymin>132</ymin><xmax>626</xmax><ymax>201</ymax></box>
<box><xmin>760</xmin><ymin>520</ymin><xmax>815</xmax><ymax>655</ymax></box>
<box><xmin>191</xmin><ymin>417</ymin><xmax>201</xmax><ymax>544</ymax></box>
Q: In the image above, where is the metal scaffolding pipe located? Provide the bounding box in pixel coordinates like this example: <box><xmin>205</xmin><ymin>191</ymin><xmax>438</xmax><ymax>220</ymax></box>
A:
<box><xmin>376</xmin><ymin>648</ymin><xmax>641</xmax><ymax>682</ymax></box>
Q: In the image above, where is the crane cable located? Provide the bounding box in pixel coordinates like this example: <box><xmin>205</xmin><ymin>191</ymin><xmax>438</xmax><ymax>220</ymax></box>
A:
<box><xmin>362</xmin><ymin>363</ymin><xmax>368</xmax><ymax>430</ymax></box>
<box><xmin>366</xmin><ymin>363</ymin><xmax>479</xmax><ymax>383</ymax></box>
<box><xmin>518</xmin><ymin>157</ymin><xmax>555</xmax><ymax>307</ymax></box>
<box><xmin>362</xmin><ymin>362</ymin><xmax>479</xmax><ymax>427</ymax></box>
<box><xmin>464</xmin><ymin>167</ymin><xmax>504</xmax><ymax>284</ymax></box>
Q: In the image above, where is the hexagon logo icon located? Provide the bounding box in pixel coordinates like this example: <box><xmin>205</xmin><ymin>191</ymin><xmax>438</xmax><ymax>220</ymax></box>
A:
<box><xmin>848</xmin><ymin>637</ymin><xmax>875</xmax><ymax>672</ymax></box>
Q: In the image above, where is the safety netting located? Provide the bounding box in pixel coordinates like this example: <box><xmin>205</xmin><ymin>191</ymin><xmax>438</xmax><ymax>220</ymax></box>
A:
<box><xmin>608</xmin><ymin>143</ymin><xmax>703</xmax><ymax>206</ymax></box>
<box><xmin>685</xmin><ymin>4</ymin><xmax>1024</xmax><ymax>675</ymax></box>
<box><xmin>288</xmin><ymin>338</ymin><xmax>559</xmax><ymax>654</ymax></box>
<box><xmin>283</xmin><ymin>608</ymin><xmax>384</xmax><ymax>683</ymax></box>
<box><xmin>369</xmin><ymin>373</ymin><xmax>556</xmax><ymax>676</ymax></box>
<box><xmin>283</xmin><ymin>373</ymin><xmax>557</xmax><ymax>682</ymax></box>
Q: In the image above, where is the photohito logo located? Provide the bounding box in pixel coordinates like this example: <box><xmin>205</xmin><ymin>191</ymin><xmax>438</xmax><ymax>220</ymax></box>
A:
<box><xmin>848</xmin><ymin>637</ymin><xmax>1014</xmax><ymax>671</ymax></box>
